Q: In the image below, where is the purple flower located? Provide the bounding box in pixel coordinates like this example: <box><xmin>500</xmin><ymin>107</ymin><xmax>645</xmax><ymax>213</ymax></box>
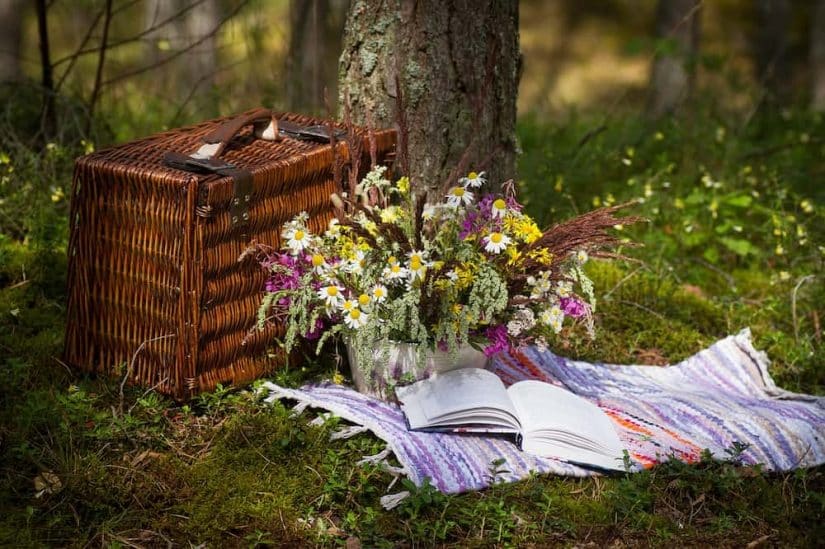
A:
<box><xmin>263</xmin><ymin>252</ymin><xmax>303</xmax><ymax>295</ymax></box>
<box><xmin>304</xmin><ymin>317</ymin><xmax>325</xmax><ymax>340</ymax></box>
<box><xmin>459</xmin><ymin>210</ymin><xmax>480</xmax><ymax>240</ymax></box>
<box><xmin>482</xmin><ymin>324</ymin><xmax>510</xmax><ymax>357</ymax></box>
<box><xmin>560</xmin><ymin>297</ymin><xmax>588</xmax><ymax>318</ymax></box>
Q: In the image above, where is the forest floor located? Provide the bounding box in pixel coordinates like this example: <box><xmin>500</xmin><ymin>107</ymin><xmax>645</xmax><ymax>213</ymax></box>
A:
<box><xmin>1</xmin><ymin>108</ymin><xmax>823</xmax><ymax>547</ymax></box>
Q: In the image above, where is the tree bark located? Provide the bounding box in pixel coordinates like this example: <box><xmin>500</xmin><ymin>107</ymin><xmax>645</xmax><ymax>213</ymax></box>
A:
<box><xmin>753</xmin><ymin>0</ymin><xmax>792</xmax><ymax>105</ymax></box>
<box><xmin>812</xmin><ymin>0</ymin><xmax>825</xmax><ymax>111</ymax></box>
<box><xmin>286</xmin><ymin>0</ymin><xmax>349</xmax><ymax>113</ymax></box>
<box><xmin>0</xmin><ymin>0</ymin><xmax>25</xmax><ymax>83</ymax></box>
<box><xmin>338</xmin><ymin>0</ymin><xmax>519</xmax><ymax>195</ymax></box>
<box><xmin>647</xmin><ymin>0</ymin><xmax>701</xmax><ymax>118</ymax></box>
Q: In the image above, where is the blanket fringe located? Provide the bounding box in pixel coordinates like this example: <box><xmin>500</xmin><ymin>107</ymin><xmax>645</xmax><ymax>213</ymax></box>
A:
<box><xmin>380</xmin><ymin>491</ymin><xmax>410</xmax><ymax>510</ymax></box>
<box><xmin>290</xmin><ymin>401</ymin><xmax>310</xmax><ymax>417</ymax></box>
<box><xmin>309</xmin><ymin>413</ymin><xmax>334</xmax><ymax>426</ymax></box>
<box><xmin>357</xmin><ymin>447</ymin><xmax>392</xmax><ymax>466</ymax></box>
<box><xmin>330</xmin><ymin>425</ymin><xmax>369</xmax><ymax>440</ymax></box>
<box><xmin>259</xmin><ymin>382</ymin><xmax>289</xmax><ymax>404</ymax></box>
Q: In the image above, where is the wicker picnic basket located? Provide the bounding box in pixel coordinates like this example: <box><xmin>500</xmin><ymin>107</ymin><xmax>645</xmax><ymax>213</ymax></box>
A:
<box><xmin>64</xmin><ymin>108</ymin><xmax>396</xmax><ymax>400</ymax></box>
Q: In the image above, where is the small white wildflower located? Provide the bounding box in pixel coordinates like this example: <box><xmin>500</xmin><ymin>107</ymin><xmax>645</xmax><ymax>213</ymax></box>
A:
<box><xmin>539</xmin><ymin>306</ymin><xmax>565</xmax><ymax>333</ymax></box>
<box><xmin>507</xmin><ymin>320</ymin><xmax>524</xmax><ymax>337</ymax></box>
<box><xmin>422</xmin><ymin>203</ymin><xmax>437</xmax><ymax>220</ymax></box>
<box><xmin>555</xmin><ymin>281</ymin><xmax>573</xmax><ymax>298</ymax></box>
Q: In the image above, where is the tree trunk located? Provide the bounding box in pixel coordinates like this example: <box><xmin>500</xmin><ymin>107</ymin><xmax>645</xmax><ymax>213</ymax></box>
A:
<box><xmin>35</xmin><ymin>0</ymin><xmax>56</xmax><ymax>138</ymax></box>
<box><xmin>647</xmin><ymin>0</ymin><xmax>701</xmax><ymax>118</ymax></box>
<box><xmin>753</xmin><ymin>0</ymin><xmax>792</xmax><ymax>105</ymax></box>
<box><xmin>143</xmin><ymin>0</ymin><xmax>221</xmax><ymax>104</ymax></box>
<box><xmin>0</xmin><ymin>0</ymin><xmax>25</xmax><ymax>83</ymax></box>
<box><xmin>338</xmin><ymin>0</ymin><xmax>519</xmax><ymax>195</ymax></box>
<box><xmin>286</xmin><ymin>0</ymin><xmax>349</xmax><ymax>114</ymax></box>
<box><xmin>812</xmin><ymin>0</ymin><xmax>825</xmax><ymax>111</ymax></box>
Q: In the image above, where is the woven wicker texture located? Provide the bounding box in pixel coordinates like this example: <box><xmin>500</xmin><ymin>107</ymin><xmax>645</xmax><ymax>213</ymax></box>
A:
<box><xmin>65</xmin><ymin>110</ymin><xmax>396</xmax><ymax>399</ymax></box>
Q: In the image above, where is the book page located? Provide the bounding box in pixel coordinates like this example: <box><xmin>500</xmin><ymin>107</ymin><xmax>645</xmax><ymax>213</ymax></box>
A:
<box><xmin>507</xmin><ymin>380</ymin><xmax>625</xmax><ymax>470</ymax></box>
<box><xmin>396</xmin><ymin>368</ymin><xmax>520</xmax><ymax>432</ymax></box>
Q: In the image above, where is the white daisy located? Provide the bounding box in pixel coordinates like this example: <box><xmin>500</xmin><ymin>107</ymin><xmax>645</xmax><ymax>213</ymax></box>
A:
<box><xmin>318</xmin><ymin>284</ymin><xmax>344</xmax><ymax>308</ymax></box>
<box><xmin>283</xmin><ymin>227</ymin><xmax>312</xmax><ymax>255</ymax></box>
<box><xmin>371</xmin><ymin>284</ymin><xmax>388</xmax><ymax>303</ymax></box>
<box><xmin>459</xmin><ymin>171</ymin><xmax>486</xmax><ymax>189</ymax></box>
<box><xmin>484</xmin><ymin>232</ymin><xmax>511</xmax><ymax>254</ymax></box>
<box><xmin>491</xmin><ymin>198</ymin><xmax>508</xmax><ymax>219</ymax></box>
<box><xmin>407</xmin><ymin>250</ymin><xmax>429</xmax><ymax>280</ymax></box>
<box><xmin>310</xmin><ymin>253</ymin><xmax>328</xmax><ymax>274</ymax></box>
<box><xmin>357</xmin><ymin>293</ymin><xmax>371</xmax><ymax>309</ymax></box>
<box><xmin>575</xmin><ymin>250</ymin><xmax>588</xmax><ymax>265</ymax></box>
<box><xmin>445</xmin><ymin>186</ymin><xmax>474</xmax><ymax>208</ymax></box>
<box><xmin>343</xmin><ymin>308</ymin><xmax>369</xmax><ymax>329</ymax></box>
<box><xmin>340</xmin><ymin>298</ymin><xmax>358</xmax><ymax>313</ymax></box>
<box><xmin>345</xmin><ymin>249</ymin><xmax>367</xmax><ymax>274</ymax></box>
<box><xmin>383</xmin><ymin>263</ymin><xmax>409</xmax><ymax>284</ymax></box>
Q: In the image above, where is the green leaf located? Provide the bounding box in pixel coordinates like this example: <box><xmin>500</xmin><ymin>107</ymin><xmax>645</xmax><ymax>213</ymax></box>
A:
<box><xmin>684</xmin><ymin>190</ymin><xmax>706</xmax><ymax>206</ymax></box>
<box><xmin>703</xmin><ymin>246</ymin><xmax>720</xmax><ymax>264</ymax></box>
<box><xmin>723</xmin><ymin>194</ymin><xmax>752</xmax><ymax>208</ymax></box>
<box><xmin>719</xmin><ymin>237</ymin><xmax>758</xmax><ymax>257</ymax></box>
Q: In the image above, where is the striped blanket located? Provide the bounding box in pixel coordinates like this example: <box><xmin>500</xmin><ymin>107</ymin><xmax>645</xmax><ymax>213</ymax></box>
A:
<box><xmin>262</xmin><ymin>329</ymin><xmax>825</xmax><ymax>498</ymax></box>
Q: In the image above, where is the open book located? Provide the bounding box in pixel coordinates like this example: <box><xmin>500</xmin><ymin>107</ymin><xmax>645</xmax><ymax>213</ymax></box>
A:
<box><xmin>395</xmin><ymin>368</ymin><xmax>626</xmax><ymax>471</ymax></box>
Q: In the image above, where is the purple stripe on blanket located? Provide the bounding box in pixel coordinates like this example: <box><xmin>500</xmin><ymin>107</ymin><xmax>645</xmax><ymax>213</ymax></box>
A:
<box><xmin>262</xmin><ymin>329</ymin><xmax>825</xmax><ymax>494</ymax></box>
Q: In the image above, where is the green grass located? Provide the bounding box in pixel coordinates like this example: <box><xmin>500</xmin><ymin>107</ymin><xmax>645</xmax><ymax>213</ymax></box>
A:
<box><xmin>1</xmin><ymin>106</ymin><xmax>823</xmax><ymax>546</ymax></box>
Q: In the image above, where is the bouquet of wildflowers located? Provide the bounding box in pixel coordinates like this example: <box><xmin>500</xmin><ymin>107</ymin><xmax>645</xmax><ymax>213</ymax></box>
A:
<box><xmin>257</xmin><ymin>165</ymin><xmax>638</xmax><ymax>375</ymax></box>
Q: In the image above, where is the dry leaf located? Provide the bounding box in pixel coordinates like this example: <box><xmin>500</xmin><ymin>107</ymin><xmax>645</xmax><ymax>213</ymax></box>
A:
<box><xmin>33</xmin><ymin>471</ymin><xmax>62</xmax><ymax>498</ymax></box>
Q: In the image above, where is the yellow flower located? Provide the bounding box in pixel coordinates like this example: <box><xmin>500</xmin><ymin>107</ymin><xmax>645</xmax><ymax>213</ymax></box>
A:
<box><xmin>515</xmin><ymin>219</ymin><xmax>542</xmax><ymax>244</ymax></box>
<box><xmin>358</xmin><ymin>293</ymin><xmax>371</xmax><ymax>307</ymax></box>
<box><xmin>396</xmin><ymin>176</ymin><xmax>410</xmax><ymax>195</ymax></box>
<box><xmin>380</xmin><ymin>206</ymin><xmax>400</xmax><ymax>223</ymax></box>
<box><xmin>363</xmin><ymin>220</ymin><xmax>379</xmax><ymax>237</ymax></box>
<box><xmin>506</xmin><ymin>246</ymin><xmax>522</xmax><ymax>266</ymax></box>
<box><xmin>503</xmin><ymin>215</ymin><xmax>519</xmax><ymax>233</ymax></box>
<box><xmin>332</xmin><ymin>371</ymin><xmax>345</xmax><ymax>384</ymax></box>
<box><xmin>527</xmin><ymin>249</ymin><xmax>553</xmax><ymax>266</ymax></box>
<box><xmin>452</xmin><ymin>264</ymin><xmax>475</xmax><ymax>290</ymax></box>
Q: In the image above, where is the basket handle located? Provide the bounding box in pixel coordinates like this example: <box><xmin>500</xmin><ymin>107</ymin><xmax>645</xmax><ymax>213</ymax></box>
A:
<box><xmin>191</xmin><ymin>107</ymin><xmax>280</xmax><ymax>160</ymax></box>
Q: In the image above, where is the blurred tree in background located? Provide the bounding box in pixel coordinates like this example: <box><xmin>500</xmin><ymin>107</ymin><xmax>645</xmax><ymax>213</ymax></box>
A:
<box><xmin>2</xmin><ymin>0</ymin><xmax>823</xmax><ymax>145</ymax></box>
<box><xmin>286</xmin><ymin>0</ymin><xmax>349</xmax><ymax>112</ymax></box>
<box><xmin>648</xmin><ymin>0</ymin><xmax>701</xmax><ymax>118</ymax></box>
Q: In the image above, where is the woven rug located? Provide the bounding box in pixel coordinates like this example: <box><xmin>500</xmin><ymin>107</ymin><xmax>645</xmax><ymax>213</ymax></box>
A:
<box><xmin>261</xmin><ymin>328</ymin><xmax>825</xmax><ymax>504</ymax></box>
